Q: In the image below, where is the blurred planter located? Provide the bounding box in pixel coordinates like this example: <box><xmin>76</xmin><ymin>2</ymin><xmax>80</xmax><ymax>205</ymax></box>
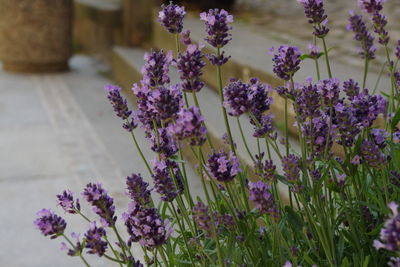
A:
<box><xmin>0</xmin><ymin>0</ymin><xmax>73</xmax><ymax>73</ymax></box>
<box><xmin>170</xmin><ymin>0</ymin><xmax>235</xmax><ymax>11</ymax></box>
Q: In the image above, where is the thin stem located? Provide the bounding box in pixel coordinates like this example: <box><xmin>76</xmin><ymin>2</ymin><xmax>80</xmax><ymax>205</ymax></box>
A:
<box><xmin>237</xmin><ymin>117</ymin><xmax>255</xmax><ymax>162</ymax></box>
<box><xmin>127</xmin><ymin>123</ymin><xmax>152</xmax><ymax>175</ymax></box>
<box><xmin>284</xmin><ymin>95</ymin><xmax>290</xmax><ymax>156</ymax></box>
<box><xmin>62</xmin><ymin>234</ymin><xmax>91</xmax><ymax>267</ymax></box>
<box><xmin>171</xmin><ymin>203</ymin><xmax>197</xmax><ymax>267</ymax></box>
<box><xmin>158</xmin><ymin>247</ymin><xmax>170</xmax><ymax>267</ymax></box>
<box><xmin>192</xmin><ymin>91</ymin><xmax>215</xmax><ymax>149</ymax></box>
<box><xmin>321</xmin><ymin>37</ymin><xmax>332</xmax><ymax>78</ymax></box>
<box><xmin>362</xmin><ymin>57</ymin><xmax>369</xmax><ymax>89</ymax></box>
<box><xmin>216</xmin><ymin>47</ymin><xmax>236</xmax><ymax>153</ymax></box>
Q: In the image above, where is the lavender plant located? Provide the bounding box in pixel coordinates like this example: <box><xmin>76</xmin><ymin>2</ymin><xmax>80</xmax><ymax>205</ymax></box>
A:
<box><xmin>35</xmin><ymin>1</ymin><xmax>400</xmax><ymax>266</ymax></box>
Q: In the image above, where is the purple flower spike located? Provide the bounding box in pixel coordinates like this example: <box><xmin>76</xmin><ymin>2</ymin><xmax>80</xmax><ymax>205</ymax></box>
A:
<box><xmin>317</xmin><ymin>78</ymin><xmax>341</xmax><ymax>107</ymax></box>
<box><xmin>297</xmin><ymin>0</ymin><xmax>329</xmax><ymax>38</ymax></box>
<box><xmin>372</xmin><ymin>128</ymin><xmax>388</xmax><ymax>148</ymax></box>
<box><xmin>84</xmin><ymin>222</ymin><xmax>108</xmax><ymax>257</ymax></box>
<box><xmin>150</xmin><ymin>127</ymin><xmax>178</xmax><ymax>159</ymax></box>
<box><xmin>206</xmin><ymin>150</ymin><xmax>241</xmax><ymax>182</ymax></box>
<box><xmin>223</xmin><ymin>79</ymin><xmax>251</xmax><ymax>116</ymax></box>
<box><xmin>248</xmin><ymin>181</ymin><xmax>279</xmax><ymax>220</ymax></box>
<box><xmin>249</xmin><ymin>78</ymin><xmax>273</xmax><ymax>118</ymax></box>
<box><xmin>282</xmin><ymin>154</ymin><xmax>301</xmax><ymax>184</ymax></box>
<box><xmin>347</xmin><ymin>12</ymin><xmax>376</xmax><ymax>60</ymax></box>
<box><xmin>192</xmin><ymin>201</ymin><xmax>215</xmax><ymax>238</ymax></box>
<box><xmin>152</xmin><ymin>159</ymin><xmax>183</xmax><ymax>202</ymax></box>
<box><xmin>272</xmin><ymin>45</ymin><xmax>301</xmax><ymax>81</ymax></box>
<box><xmin>149</xmin><ymin>85</ymin><xmax>183</xmax><ymax>121</ymax></box>
<box><xmin>126</xmin><ymin>173</ymin><xmax>152</xmax><ymax>206</ymax></box>
<box><xmin>57</xmin><ymin>190</ymin><xmax>80</xmax><ymax>214</ymax></box>
<box><xmin>374</xmin><ymin>202</ymin><xmax>400</xmax><ymax>252</ymax></box>
<box><xmin>158</xmin><ymin>3</ymin><xmax>185</xmax><ymax>34</ymax></box>
<box><xmin>34</xmin><ymin>209</ymin><xmax>66</xmax><ymax>239</ymax></box>
<box><xmin>296</xmin><ymin>81</ymin><xmax>321</xmax><ymax>120</ymax></box>
<box><xmin>169</xmin><ymin>106</ymin><xmax>207</xmax><ymax>146</ymax></box>
<box><xmin>361</xmin><ymin>140</ymin><xmax>387</xmax><ymax>169</ymax></box>
<box><xmin>176</xmin><ymin>44</ymin><xmax>206</xmax><ymax>92</ymax></box>
<box><xmin>358</xmin><ymin>0</ymin><xmax>385</xmax><ymax>14</ymax></box>
<box><xmin>180</xmin><ymin>29</ymin><xmax>192</xmax><ymax>45</ymax></box>
<box><xmin>200</xmin><ymin>9</ymin><xmax>233</xmax><ymax>48</ymax></box>
<box><xmin>61</xmin><ymin>232</ymin><xmax>82</xmax><ymax>256</ymax></box>
<box><xmin>343</xmin><ymin>79</ymin><xmax>360</xmax><ymax>100</ymax></box>
<box><xmin>82</xmin><ymin>183</ymin><xmax>116</xmax><ymax>227</ymax></box>
<box><xmin>124</xmin><ymin>204</ymin><xmax>172</xmax><ymax>248</ymax></box>
<box><xmin>396</xmin><ymin>40</ymin><xmax>400</xmax><ymax>59</ymax></box>
<box><xmin>105</xmin><ymin>85</ymin><xmax>137</xmax><ymax>132</ymax></box>
<box><xmin>142</xmin><ymin>49</ymin><xmax>173</xmax><ymax>88</ymax></box>
<box><xmin>252</xmin><ymin>113</ymin><xmax>275</xmax><ymax>138</ymax></box>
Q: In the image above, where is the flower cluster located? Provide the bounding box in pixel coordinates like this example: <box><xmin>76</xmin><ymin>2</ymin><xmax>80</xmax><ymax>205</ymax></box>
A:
<box><xmin>176</xmin><ymin>44</ymin><xmax>206</xmax><ymax>92</ymax></box>
<box><xmin>84</xmin><ymin>222</ymin><xmax>108</xmax><ymax>256</ymax></box>
<box><xmin>126</xmin><ymin>173</ymin><xmax>151</xmax><ymax>206</ymax></box>
<box><xmin>297</xmin><ymin>0</ymin><xmax>329</xmax><ymax>37</ymax></box>
<box><xmin>272</xmin><ymin>45</ymin><xmax>301</xmax><ymax>81</ymax></box>
<box><xmin>200</xmin><ymin>9</ymin><xmax>233</xmax><ymax>48</ymax></box>
<box><xmin>123</xmin><ymin>203</ymin><xmax>172</xmax><ymax>248</ymax></box>
<box><xmin>158</xmin><ymin>2</ymin><xmax>185</xmax><ymax>34</ymax></box>
<box><xmin>152</xmin><ymin>159</ymin><xmax>183</xmax><ymax>202</ymax></box>
<box><xmin>206</xmin><ymin>150</ymin><xmax>241</xmax><ymax>182</ymax></box>
<box><xmin>105</xmin><ymin>85</ymin><xmax>137</xmax><ymax>131</ymax></box>
<box><xmin>82</xmin><ymin>183</ymin><xmax>116</xmax><ymax>227</ymax></box>
<box><xmin>34</xmin><ymin>209</ymin><xmax>66</xmax><ymax>239</ymax></box>
<box><xmin>374</xmin><ymin>202</ymin><xmax>400</xmax><ymax>252</ymax></box>
<box><xmin>248</xmin><ymin>181</ymin><xmax>279</xmax><ymax>219</ymax></box>
<box><xmin>141</xmin><ymin>49</ymin><xmax>173</xmax><ymax>87</ymax></box>
<box><xmin>57</xmin><ymin>190</ymin><xmax>80</xmax><ymax>214</ymax></box>
<box><xmin>359</xmin><ymin>0</ymin><xmax>389</xmax><ymax>45</ymax></box>
<box><xmin>347</xmin><ymin>11</ymin><xmax>376</xmax><ymax>60</ymax></box>
<box><xmin>169</xmin><ymin>106</ymin><xmax>207</xmax><ymax>146</ymax></box>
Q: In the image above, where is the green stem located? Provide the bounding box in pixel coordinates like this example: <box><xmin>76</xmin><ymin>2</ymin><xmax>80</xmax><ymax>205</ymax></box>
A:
<box><xmin>284</xmin><ymin>94</ymin><xmax>290</xmax><ymax>156</ymax></box>
<box><xmin>217</xmin><ymin>47</ymin><xmax>236</xmax><ymax>153</ymax></box>
<box><xmin>127</xmin><ymin>123</ymin><xmax>152</xmax><ymax>175</ymax></box>
<box><xmin>362</xmin><ymin>57</ymin><xmax>369</xmax><ymax>89</ymax></box>
<box><xmin>322</xmin><ymin>37</ymin><xmax>332</xmax><ymax>78</ymax></box>
<box><xmin>158</xmin><ymin>247</ymin><xmax>170</xmax><ymax>267</ymax></box>
<box><xmin>192</xmin><ymin>91</ymin><xmax>215</xmax><ymax>149</ymax></box>
<box><xmin>237</xmin><ymin>117</ymin><xmax>255</xmax><ymax>162</ymax></box>
<box><xmin>62</xmin><ymin>234</ymin><xmax>91</xmax><ymax>267</ymax></box>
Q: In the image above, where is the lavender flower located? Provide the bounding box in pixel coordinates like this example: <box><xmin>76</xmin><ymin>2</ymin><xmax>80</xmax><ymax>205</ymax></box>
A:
<box><xmin>297</xmin><ymin>0</ymin><xmax>329</xmax><ymax>38</ymax></box>
<box><xmin>126</xmin><ymin>173</ymin><xmax>151</xmax><ymax>206</ymax></box>
<box><xmin>82</xmin><ymin>183</ymin><xmax>116</xmax><ymax>227</ymax></box>
<box><xmin>200</xmin><ymin>9</ymin><xmax>233</xmax><ymax>48</ymax></box>
<box><xmin>148</xmin><ymin>85</ymin><xmax>182</xmax><ymax>121</ymax></box>
<box><xmin>374</xmin><ymin>202</ymin><xmax>400</xmax><ymax>252</ymax></box>
<box><xmin>169</xmin><ymin>106</ymin><xmax>207</xmax><ymax>146</ymax></box>
<box><xmin>272</xmin><ymin>45</ymin><xmax>301</xmax><ymax>81</ymax></box>
<box><xmin>124</xmin><ymin>203</ymin><xmax>172</xmax><ymax>248</ymax></box>
<box><xmin>57</xmin><ymin>190</ymin><xmax>80</xmax><ymax>214</ymax></box>
<box><xmin>152</xmin><ymin>159</ymin><xmax>183</xmax><ymax>202</ymax></box>
<box><xmin>358</xmin><ymin>0</ymin><xmax>385</xmax><ymax>14</ymax></box>
<box><xmin>207</xmin><ymin>51</ymin><xmax>231</xmax><ymax>66</ymax></box>
<box><xmin>282</xmin><ymin>154</ymin><xmax>301</xmax><ymax>184</ymax></box>
<box><xmin>335</xmin><ymin>104</ymin><xmax>361</xmax><ymax>147</ymax></box>
<box><xmin>206</xmin><ymin>150</ymin><xmax>241</xmax><ymax>182</ymax></box>
<box><xmin>158</xmin><ymin>3</ymin><xmax>185</xmax><ymax>34</ymax></box>
<box><xmin>61</xmin><ymin>232</ymin><xmax>82</xmax><ymax>256</ymax></box>
<box><xmin>302</xmin><ymin>115</ymin><xmax>334</xmax><ymax>154</ymax></box>
<box><xmin>296</xmin><ymin>81</ymin><xmax>321</xmax><ymax>120</ymax></box>
<box><xmin>84</xmin><ymin>222</ymin><xmax>108</xmax><ymax>257</ymax></box>
<box><xmin>252</xmin><ymin>113</ymin><xmax>275</xmax><ymax>138</ymax></box>
<box><xmin>248</xmin><ymin>181</ymin><xmax>279</xmax><ymax>219</ymax></box>
<box><xmin>180</xmin><ymin>29</ymin><xmax>191</xmax><ymax>45</ymax></box>
<box><xmin>317</xmin><ymin>78</ymin><xmax>341</xmax><ymax>107</ymax></box>
<box><xmin>176</xmin><ymin>44</ymin><xmax>206</xmax><ymax>92</ymax></box>
<box><xmin>372</xmin><ymin>128</ymin><xmax>388</xmax><ymax>148</ymax></box>
<box><xmin>34</xmin><ymin>209</ymin><xmax>66</xmax><ymax>239</ymax></box>
<box><xmin>132</xmin><ymin>82</ymin><xmax>157</xmax><ymax>131</ymax></box>
<box><xmin>105</xmin><ymin>85</ymin><xmax>137</xmax><ymax>132</ymax></box>
<box><xmin>343</xmin><ymin>79</ymin><xmax>360</xmax><ymax>100</ymax></box>
<box><xmin>249</xmin><ymin>78</ymin><xmax>273</xmax><ymax>117</ymax></box>
<box><xmin>150</xmin><ymin>127</ymin><xmax>178</xmax><ymax>158</ymax></box>
<box><xmin>396</xmin><ymin>40</ymin><xmax>400</xmax><ymax>59</ymax></box>
<box><xmin>347</xmin><ymin>12</ymin><xmax>376</xmax><ymax>60</ymax></box>
<box><xmin>349</xmin><ymin>89</ymin><xmax>387</xmax><ymax>128</ymax></box>
<box><xmin>360</xmin><ymin>140</ymin><xmax>387</xmax><ymax>169</ymax></box>
<box><xmin>308</xmin><ymin>44</ymin><xmax>320</xmax><ymax>59</ymax></box>
<box><xmin>223</xmin><ymin>78</ymin><xmax>251</xmax><ymax>116</ymax></box>
<box><xmin>192</xmin><ymin>201</ymin><xmax>215</xmax><ymax>238</ymax></box>
<box><xmin>141</xmin><ymin>49</ymin><xmax>173</xmax><ymax>87</ymax></box>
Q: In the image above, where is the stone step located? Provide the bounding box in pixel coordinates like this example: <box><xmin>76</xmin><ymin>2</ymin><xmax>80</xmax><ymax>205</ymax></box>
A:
<box><xmin>151</xmin><ymin>13</ymin><xmax>391</xmax><ymax>135</ymax></box>
<box><xmin>111</xmin><ymin>46</ymin><xmax>300</xmax><ymax>202</ymax></box>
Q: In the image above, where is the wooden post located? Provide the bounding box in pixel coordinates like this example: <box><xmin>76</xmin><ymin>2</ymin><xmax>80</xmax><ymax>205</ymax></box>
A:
<box><xmin>122</xmin><ymin>0</ymin><xmax>161</xmax><ymax>46</ymax></box>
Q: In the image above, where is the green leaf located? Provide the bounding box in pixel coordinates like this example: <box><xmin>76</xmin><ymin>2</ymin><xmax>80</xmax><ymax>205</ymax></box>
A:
<box><xmin>341</xmin><ymin>257</ymin><xmax>350</xmax><ymax>267</ymax></box>
<box><xmin>276</xmin><ymin>174</ymin><xmax>291</xmax><ymax>186</ymax></box>
<box><xmin>284</xmin><ymin>206</ymin><xmax>304</xmax><ymax>232</ymax></box>
<box><xmin>391</xmin><ymin>108</ymin><xmax>400</xmax><ymax>129</ymax></box>
<box><xmin>362</xmin><ymin>255</ymin><xmax>371</xmax><ymax>267</ymax></box>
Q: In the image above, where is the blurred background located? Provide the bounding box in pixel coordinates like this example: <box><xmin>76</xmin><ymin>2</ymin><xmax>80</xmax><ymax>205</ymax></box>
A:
<box><xmin>0</xmin><ymin>0</ymin><xmax>399</xmax><ymax>266</ymax></box>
